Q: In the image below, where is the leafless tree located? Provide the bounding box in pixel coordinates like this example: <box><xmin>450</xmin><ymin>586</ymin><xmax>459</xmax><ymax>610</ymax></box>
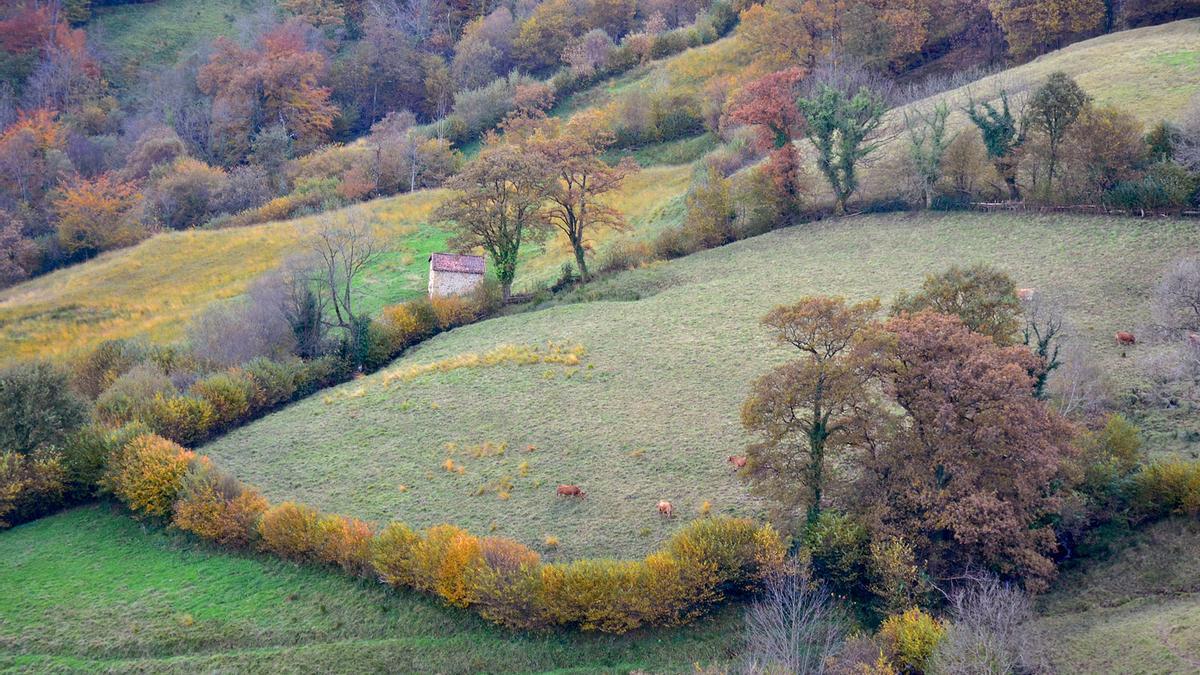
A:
<box><xmin>1151</xmin><ymin>257</ymin><xmax>1200</xmax><ymax>339</ymax></box>
<box><xmin>1048</xmin><ymin>340</ymin><xmax>1108</xmax><ymax>419</ymax></box>
<box><xmin>743</xmin><ymin>571</ymin><xmax>848</xmax><ymax>675</ymax></box>
<box><xmin>309</xmin><ymin>216</ymin><xmax>383</xmax><ymax>331</ymax></box>
<box><xmin>1175</xmin><ymin>94</ymin><xmax>1200</xmax><ymax>171</ymax></box>
<box><xmin>928</xmin><ymin>576</ymin><xmax>1050</xmax><ymax>675</ymax></box>
<box><xmin>188</xmin><ymin>273</ymin><xmax>298</xmax><ymax>367</ymax></box>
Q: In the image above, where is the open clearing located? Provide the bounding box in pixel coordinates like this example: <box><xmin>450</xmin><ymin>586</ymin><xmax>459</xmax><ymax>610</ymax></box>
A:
<box><xmin>0</xmin><ymin>505</ymin><xmax>736</xmax><ymax>673</ymax></box>
<box><xmin>204</xmin><ymin>211</ymin><xmax>1200</xmax><ymax>560</ymax></box>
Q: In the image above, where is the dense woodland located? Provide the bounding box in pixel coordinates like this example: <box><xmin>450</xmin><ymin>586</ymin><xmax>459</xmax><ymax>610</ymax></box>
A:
<box><xmin>2</xmin><ymin>0</ymin><xmax>1199</xmax><ymax>288</ymax></box>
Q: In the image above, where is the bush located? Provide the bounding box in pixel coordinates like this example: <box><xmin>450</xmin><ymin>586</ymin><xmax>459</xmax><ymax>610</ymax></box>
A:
<box><xmin>172</xmin><ymin>461</ymin><xmax>268</xmax><ymax>548</ymax></box>
<box><xmin>665</xmin><ymin>516</ymin><xmax>786</xmax><ymax>594</ymax></box>
<box><xmin>1106</xmin><ymin>162</ymin><xmax>1198</xmax><ymax>210</ymax></box>
<box><xmin>0</xmin><ymin>361</ymin><xmax>89</xmax><ymax>455</ymax></box>
<box><xmin>465</xmin><ymin>537</ymin><xmax>548</xmax><ymax>630</ymax></box>
<box><xmin>190</xmin><ymin>370</ymin><xmax>255</xmax><ymax>429</ymax></box>
<box><xmin>868</xmin><ymin>537</ymin><xmax>927</xmax><ymax>618</ymax></box>
<box><xmin>806</xmin><ymin>511</ymin><xmax>872</xmax><ymax>600</ymax></box>
<box><xmin>242</xmin><ymin>357</ymin><xmax>300</xmax><ymax>409</ymax></box>
<box><xmin>430</xmin><ymin>295</ymin><xmax>479</xmax><ymax>330</ymax></box>
<box><xmin>258</xmin><ymin>502</ymin><xmax>325</xmax><ymax>563</ymax></box>
<box><xmin>59</xmin><ymin>423</ymin><xmax>144</xmax><ymax>499</ymax></box>
<box><xmin>94</xmin><ymin>364</ymin><xmax>177</xmax><ymax>427</ymax></box>
<box><xmin>317</xmin><ymin>513</ymin><xmax>374</xmax><ymax>577</ymax></box>
<box><xmin>380</xmin><ymin>299</ymin><xmax>440</xmax><ymax>347</ymax></box>
<box><xmin>372</xmin><ymin>521</ymin><xmax>422</xmax><ymax>588</ymax></box>
<box><xmin>140</xmin><ymin>393</ymin><xmax>215</xmax><ymax>446</ymax></box>
<box><xmin>1134</xmin><ymin>460</ymin><xmax>1200</xmax><ymax>519</ymax></box>
<box><xmin>878</xmin><ymin>608</ymin><xmax>945</xmax><ymax>673</ymax></box>
<box><xmin>541</xmin><ymin>559</ymin><xmax>654</xmax><ymax>633</ymax></box>
<box><xmin>410</xmin><ymin>524</ymin><xmax>484</xmax><ymax>607</ymax></box>
<box><xmin>104</xmin><ymin>434</ymin><xmax>196</xmax><ymax>518</ymax></box>
<box><xmin>598</xmin><ymin>240</ymin><xmax>652</xmax><ymax>274</ymax></box>
<box><xmin>743</xmin><ymin>572</ymin><xmax>848</xmax><ymax>675</ymax></box>
<box><xmin>71</xmin><ymin>338</ymin><xmax>147</xmax><ymax>399</ymax></box>
<box><xmin>927</xmin><ymin>577</ymin><xmax>1046</xmax><ymax>675</ymax></box>
<box><xmin>0</xmin><ymin>449</ymin><xmax>66</xmax><ymax>528</ymax></box>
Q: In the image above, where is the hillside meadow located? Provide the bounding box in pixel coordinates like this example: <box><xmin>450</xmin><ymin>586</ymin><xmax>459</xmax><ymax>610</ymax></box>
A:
<box><xmin>202</xmin><ymin>211</ymin><xmax>1200</xmax><ymax>561</ymax></box>
<box><xmin>0</xmin><ymin>505</ymin><xmax>736</xmax><ymax>673</ymax></box>
<box><xmin>3</xmin><ymin>20</ymin><xmax>1200</xmax><ymax>365</ymax></box>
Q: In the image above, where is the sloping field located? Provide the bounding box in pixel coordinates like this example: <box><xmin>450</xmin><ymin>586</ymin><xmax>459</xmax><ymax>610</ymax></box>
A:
<box><xmin>0</xmin><ymin>505</ymin><xmax>736</xmax><ymax>673</ymax></box>
<box><xmin>202</xmin><ymin>211</ymin><xmax>1200</xmax><ymax>560</ymax></box>
<box><xmin>3</xmin><ymin>20</ymin><xmax>1199</xmax><ymax>365</ymax></box>
<box><xmin>1036</xmin><ymin>519</ymin><xmax>1200</xmax><ymax>674</ymax></box>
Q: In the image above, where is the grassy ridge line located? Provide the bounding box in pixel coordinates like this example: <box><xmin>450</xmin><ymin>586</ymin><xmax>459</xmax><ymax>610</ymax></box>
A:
<box><xmin>0</xmin><ymin>505</ymin><xmax>736</xmax><ymax>673</ymax></box>
<box><xmin>203</xmin><ymin>211</ymin><xmax>1200</xmax><ymax>560</ymax></box>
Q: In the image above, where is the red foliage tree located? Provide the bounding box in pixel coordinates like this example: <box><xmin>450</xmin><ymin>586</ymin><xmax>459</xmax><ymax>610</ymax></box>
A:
<box><xmin>726</xmin><ymin>68</ymin><xmax>807</xmax><ymax>151</ymax></box>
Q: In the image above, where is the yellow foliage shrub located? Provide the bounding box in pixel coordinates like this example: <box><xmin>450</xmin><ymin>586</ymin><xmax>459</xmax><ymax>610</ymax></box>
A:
<box><xmin>189</xmin><ymin>370</ymin><xmax>254</xmax><ymax>428</ymax></box>
<box><xmin>380</xmin><ymin>300</ymin><xmax>438</xmax><ymax>347</ymax></box>
<box><xmin>665</xmin><ymin>516</ymin><xmax>786</xmax><ymax>594</ymax></box>
<box><xmin>541</xmin><ymin>559</ymin><xmax>650</xmax><ymax>633</ymax></box>
<box><xmin>1135</xmin><ymin>460</ymin><xmax>1200</xmax><ymax>518</ymax></box>
<box><xmin>317</xmin><ymin>514</ymin><xmax>374</xmax><ymax>576</ymax></box>
<box><xmin>879</xmin><ymin>608</ymin><xmax>946</xmax><ymax>673</ymax></box>
<box><xmin>466</xmin><ymin>537</ymin><xmax>548</xmax><ymax>630</ymax></box>
<box><xmin>258</xmin><ymin>502</ymin><xmax>324</xmax><ymax>563</ymax></box>
<box><xmin>402</xmin><ymin>524</ymin><xmax>484</xmax><ymax>607</ymax></box>
<box><xmin>104</xmin><ymin>434</ymin><xmax>196</xmax><ymax>518</ymax></box>
<box><xmin>141</xmin><ymin>393</ymin><xmax>215</xmax><ymax>446</ymax></box>
<box><xmin>171</xmin><ymin>463</ymin><xmax>268</xmax><ymax>548</ymax></box>
<box><xmin>372</xmin><ymin>521</ymin><xmax>421</xmax><ymax>588</ymax></box>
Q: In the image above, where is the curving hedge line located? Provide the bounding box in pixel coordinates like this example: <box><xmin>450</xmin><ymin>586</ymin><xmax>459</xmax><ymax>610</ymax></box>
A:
<box><xmin>104</xmin><ymin>433</ymin><xmax>787</xmax><ymax>634</ymax></box>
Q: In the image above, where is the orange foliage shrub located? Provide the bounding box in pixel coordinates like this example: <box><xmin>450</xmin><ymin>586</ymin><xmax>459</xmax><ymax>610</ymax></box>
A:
<box><xmin>104</xmin><ymin>434</ymin><xmax>196</xmax><ymax>518</ymax></box>
<box><xmin>53</xmin><ymin>173</ymin><xmax>145</xmax><ymax>256</ymax></box>
<box><xmin>190</xmin><ymin>370</ymin><xmax>254</xmax><ymax>428</ymax></box>
<box><xmin>317</xmin><ymin>513</ymin><xmax>374</xmax><ymax>576</ymax></box>
<box><xmin>430</xmin><ymin>295</ymin><xmax>478</xmax><ymax>330</ymax></box>
<box><xmin>258</xmin><ymin>502</ymin><xmax>325</xmax><ymax>562</ymax></box>
<box><xmin>380</xmin><ymin>300</ymin><xmax>439</xmax><ymax>346</ymax></box>
<box><xmin>172</xmin><ymin>462</ymin><xmax>268</xmax><ymax>548</ymax></box>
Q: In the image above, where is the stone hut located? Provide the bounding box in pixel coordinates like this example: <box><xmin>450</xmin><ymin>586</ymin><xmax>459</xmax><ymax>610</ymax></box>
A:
<box><xmin>428</xmin><ymin>252</ymin><xmax>484</xmax><ymax>297</ymax></box>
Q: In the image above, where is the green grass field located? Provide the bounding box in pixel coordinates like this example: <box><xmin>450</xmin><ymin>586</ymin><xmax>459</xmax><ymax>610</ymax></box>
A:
<box><xmin>1036</xmin><ymin>519</ymin><xmax>1200</xmax><ymax>674</ymax></box>
<box><xmin>202</xmin><ymin>211</ymin><xmax>1200</xmax><ymax>560</ymax></box>
<box><xmin>0</xmin><ymin>505</ymin><xmax>737</xmax><ymax>673</ymax></box>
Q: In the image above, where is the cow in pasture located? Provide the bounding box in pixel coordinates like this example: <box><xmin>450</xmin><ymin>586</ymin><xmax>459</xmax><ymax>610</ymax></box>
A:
<box><xmin>728</xmin><ymin>455</ymin><xmax>747</xmax><ymax>469</ymax></box>
<box><xmin>1115</xmin><ymin>331</ymin><xmax>1137</xmax><ymax>346</ymax></box>
<box><xmin>557</xmin><ymin>484</ymin><xmax>585</xmax><ymax>498</ymax></box>
<box><xmin>1188</xmin><ymin>332</ymin><xmax>1200</xmax><ymax>347</ymax></box>
<box><xmin>657</xmin><ymin>500</ymin><xmax>674</xmax><ymax>518</ymax></box>
<box><xmin>1017</xmin><ymin>288</ymin><xmax>1036</xmax><ymax>301</ymax></box>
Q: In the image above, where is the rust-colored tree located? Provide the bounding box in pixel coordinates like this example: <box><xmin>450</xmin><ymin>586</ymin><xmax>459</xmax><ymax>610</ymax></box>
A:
<box><xmin>741</xmin><ymin>297</ymin><xmax>889</xmax><ymax>533</ymax></box>
<box><xmin>987</xmin><ymin>0</ymin><xmax>1105</xmax><ymax>59</ymax></box>
<box><xmin>524</xmin><ymin>113</ymin><xmax>638</xmax><ymax>283</ymax></box>
<box><xmin>859</xmin><ymin>311</ymin><xmax>1076</xmax><ymax>591</ymax></box>
<box><xmin>198</xmin><ymin>21</ymin><xmax>337</xmax><ymax>163</ymax></box>
<box><xmin>53</xmin><ymin>173</ymin><xmax>144</xmax><ymax>257</ymax></box>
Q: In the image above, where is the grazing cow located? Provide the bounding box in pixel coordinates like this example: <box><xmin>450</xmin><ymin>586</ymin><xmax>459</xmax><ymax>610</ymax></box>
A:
<box><xmin>657</xmin><ymin>500</ymin><xmax>674</xmax><ymax>518</ymax></box>
<box><xmin>1017</xmin><ymin>288</ymin><xmax>1036</xmax><ymax>301</ymax></box>
<box><xmin>728</xmin><ymin>455</ymin><xmax>748</xmax><ymax>469</ymax></box>
<box><xmin>557</xmin><ymin>484</ymin><xmax>585</xmax><ymax>498</ymax></box>
<box><xmin>1188</xmin><ymin>332</ymin><xmax>1200</xmax><ymax>347</ymax></box>
<box><xmin>1115</xmin><ymin>331</ymin><xmax>1137</xmax><ymax>346</ymax></box>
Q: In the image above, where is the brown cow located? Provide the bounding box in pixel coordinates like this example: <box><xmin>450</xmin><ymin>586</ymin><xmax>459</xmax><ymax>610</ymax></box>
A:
<box><xmin>657</xmin><ymin>500</ymin><xmax>674</xmax><ymax>518</ymax></box>
<box><xmin>1017</xmin><ymin>288</ymin><xmax>1036</xmax><ymax>301</ymax></box>
<box><xmin>727</xmin><ymin>455</ymin><xmax>747</xmax><ymax>469</ymax></box>
<box><xmin>556</xmin><ymin>484</ymin><xmax>585</xmax><ymax>498</ymax></box>
<box><xmin>1115</xmin><ymin>331</ymin><xmax>1137</xmax><ymax>346</ymax></box>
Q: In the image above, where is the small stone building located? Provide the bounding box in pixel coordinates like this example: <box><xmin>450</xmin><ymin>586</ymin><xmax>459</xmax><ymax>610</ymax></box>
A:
<box><xmin>428</xmin><ymin>252</ymin><xmax>484</xmax><ymax>297</ymax></box>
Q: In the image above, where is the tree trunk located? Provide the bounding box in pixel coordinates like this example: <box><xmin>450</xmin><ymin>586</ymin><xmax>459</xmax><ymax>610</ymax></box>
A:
<box><xmin>573</xmin><ymin>242</ymin><xmax>590</xmax><ymax>283</ymax></box>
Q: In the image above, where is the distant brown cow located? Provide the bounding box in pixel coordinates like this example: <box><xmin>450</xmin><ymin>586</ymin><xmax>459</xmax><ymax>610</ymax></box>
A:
<box><xmin>657</xmin><ymin>500</ymin><xmax>674</xmax><ymax>518</ymax></box>
<box><xmin>557</xmin><ymin>484</ymin><xmax>585</xmax><ymax>498</ymax></box>
<box><xmin>728</xmin><ymin>455</ymin><xmax>747</xmax><ymax>469</ymax></box>
<box><xmin>1115</xmin><ymin>331</ymin><xmax>1137</xmax><ymax>346</ymax></box>
<box><xmin>1017</xmin><ymin>288</ymin><xmax>1036</xmax><ymax>301</ymax></box>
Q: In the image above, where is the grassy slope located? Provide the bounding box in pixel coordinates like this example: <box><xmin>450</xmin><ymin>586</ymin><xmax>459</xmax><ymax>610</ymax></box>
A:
<box><xmin>0</xmin><ymin>505</ymin><xmax>736</xmax><ymax>673</ymax></box>
<box><xmin>1036</xmin><ymin>519</ymin><xmax>1200</xmax><ymax>674</ymax></box>
<box><xmin>203</xmin><ymin>212</ymin><xmax>1200</xmax><ymax>560</ymax></box>
<box><xmin>3</xmin><ymin>20</ymin><xmax>1198</xmax><ymax>363</ymax></box>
